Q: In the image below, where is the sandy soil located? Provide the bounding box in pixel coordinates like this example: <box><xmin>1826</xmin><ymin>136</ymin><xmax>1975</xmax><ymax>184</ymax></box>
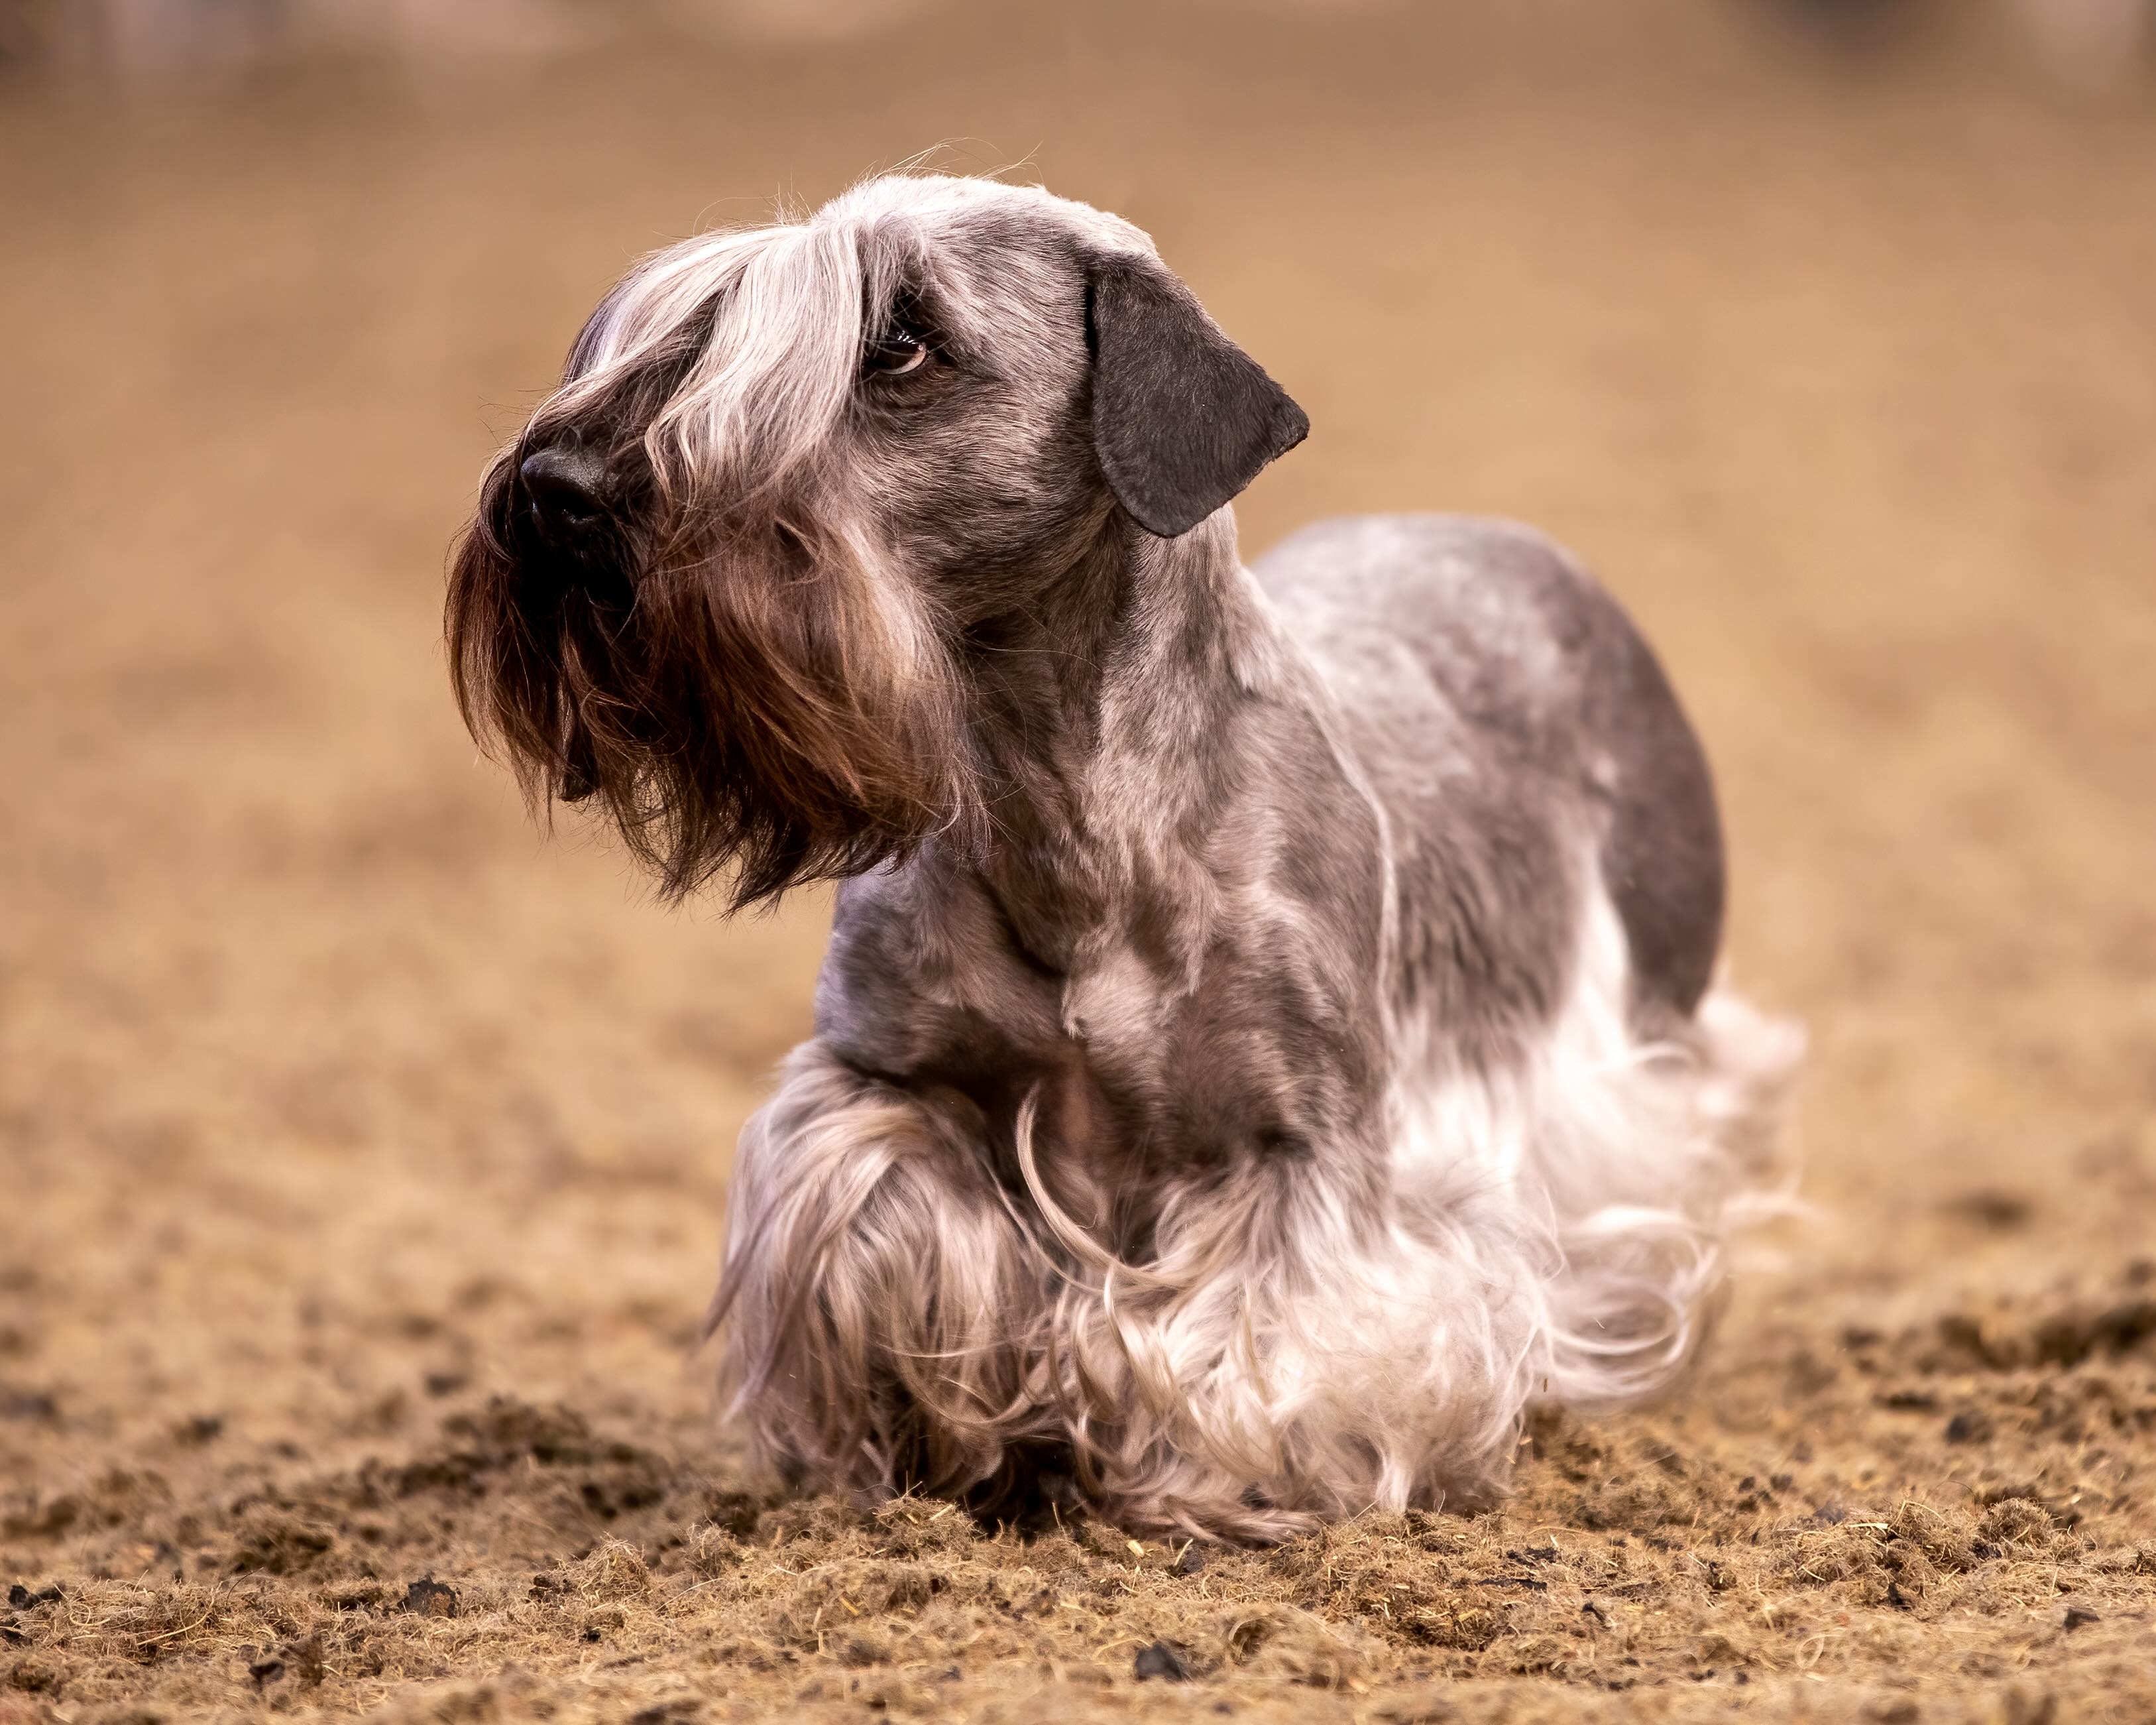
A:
<box><xmin>4</xmin><ymin>5</ymin><xmax>2155</xmax><ymax>1720</ymax></box>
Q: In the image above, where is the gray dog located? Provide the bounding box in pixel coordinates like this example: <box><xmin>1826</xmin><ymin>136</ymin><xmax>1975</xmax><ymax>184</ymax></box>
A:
<box><xmin>447</xmin><ymin>174</ymin><xmax>1800</xmax><ymax>1541</ymax></box>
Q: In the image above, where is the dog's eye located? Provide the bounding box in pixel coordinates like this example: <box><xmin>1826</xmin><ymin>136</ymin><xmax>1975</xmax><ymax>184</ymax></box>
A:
<box><xmin>864</xmin><ymin>329</ymin><xmax>931</xmax><ymax>377</ymax></box>
<box><xmin>864</xmin><ymin>294</ymin><xmax>938</xmax><ymax>379</ymax></box>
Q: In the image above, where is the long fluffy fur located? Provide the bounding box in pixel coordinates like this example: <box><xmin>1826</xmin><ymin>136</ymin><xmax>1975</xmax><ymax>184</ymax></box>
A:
<box><xmin>711</xmin><ymin>872</ymin><xmax>1799</xmax><ymax>1542</ymax></box>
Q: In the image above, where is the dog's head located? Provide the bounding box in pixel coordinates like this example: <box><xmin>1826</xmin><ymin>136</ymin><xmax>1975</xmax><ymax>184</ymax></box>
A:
<box><xmin>446</xmin><ymin>174</ymin><xmax>1306</xmax><ymax>908</ymax></box>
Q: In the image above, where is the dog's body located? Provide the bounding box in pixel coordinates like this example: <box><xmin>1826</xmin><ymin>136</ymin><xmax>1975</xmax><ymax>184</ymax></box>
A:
<box><xmin>448</xmin><ymin>174</ymin><xmax>1799</xmax><ymax>1541</ymax></box>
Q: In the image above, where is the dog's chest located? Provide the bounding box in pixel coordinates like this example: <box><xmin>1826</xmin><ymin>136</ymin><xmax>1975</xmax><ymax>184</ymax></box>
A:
<box><xmin>817</xmin><ymin>864</ymin><xmax>1387</xmax><ymax>1171</ymax></box>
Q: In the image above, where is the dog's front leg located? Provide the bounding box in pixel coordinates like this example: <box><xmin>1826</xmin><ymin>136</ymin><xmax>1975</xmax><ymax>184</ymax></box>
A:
<box><xmin>706</xmin><ymin>1040</ymin><xmax>1050</xmax><ymax>1506</ymax></box>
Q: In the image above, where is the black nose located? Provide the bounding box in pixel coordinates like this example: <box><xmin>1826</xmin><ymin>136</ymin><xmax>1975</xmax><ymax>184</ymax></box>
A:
<box><xmin>520</xmin><ymin>441</ymin><xmax>610</xmax><ymax>535</ymax></box>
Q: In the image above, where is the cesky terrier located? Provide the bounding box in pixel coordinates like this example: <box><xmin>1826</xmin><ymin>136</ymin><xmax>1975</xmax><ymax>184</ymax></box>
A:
<box><xmin>446</xmin><ymin>172</ymin><xmax>1802</xmax><ymax>1541</ymax></box>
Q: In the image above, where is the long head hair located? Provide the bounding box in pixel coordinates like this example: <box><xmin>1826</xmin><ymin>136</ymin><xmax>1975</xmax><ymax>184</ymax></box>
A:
<box><xmin>445</xmin><ymin>209</ymin><xmax>974</xmax><ymax>908</ymax></box>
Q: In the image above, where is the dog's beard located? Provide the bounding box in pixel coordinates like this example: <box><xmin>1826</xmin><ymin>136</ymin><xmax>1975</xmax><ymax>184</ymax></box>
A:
<box><xmin>447</xmin><ymin>463</ymin><xmax>974</xmax><ymax>909</ymax></box>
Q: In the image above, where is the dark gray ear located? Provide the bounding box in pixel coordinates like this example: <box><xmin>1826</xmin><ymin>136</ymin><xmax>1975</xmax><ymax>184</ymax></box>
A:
<box><xmin>1086</xmin><ymin>252</ymin><xmax>1309</xmax><ymax>538</ymax></box>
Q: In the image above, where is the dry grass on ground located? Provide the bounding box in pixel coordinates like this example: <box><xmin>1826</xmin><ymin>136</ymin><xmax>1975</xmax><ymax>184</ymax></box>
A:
<box><xmin>4</xmin><ymin>5</ymin><xmax>2155</xmax><ymax>1720</ymax></box>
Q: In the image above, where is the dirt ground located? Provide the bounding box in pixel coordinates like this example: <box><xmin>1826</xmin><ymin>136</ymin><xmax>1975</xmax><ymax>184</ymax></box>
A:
<box><xmin>4</xmin><ymin>4</ymin><xmax>2155</xmax><ymax>1721</ymax></box>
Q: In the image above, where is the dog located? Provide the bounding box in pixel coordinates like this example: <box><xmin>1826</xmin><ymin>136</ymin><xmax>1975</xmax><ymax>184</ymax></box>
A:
<box><xmin>446</xmin><ymin>173</ymin><xmax>1801</xmax><ymax>1541</ymax></box>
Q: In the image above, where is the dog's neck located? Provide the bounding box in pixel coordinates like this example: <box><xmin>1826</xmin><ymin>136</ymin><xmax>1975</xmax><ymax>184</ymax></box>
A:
<box><xmin>958</xmin><ymin>510</ymin><xmax>1298</xmax><ymax>970</ymax></box>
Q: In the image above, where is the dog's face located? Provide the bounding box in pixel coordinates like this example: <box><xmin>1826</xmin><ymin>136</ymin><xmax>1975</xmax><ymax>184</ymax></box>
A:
<box><xmin>446</xmin><ymin>176</ymin><xmax>1306</xmax><ymax>908</ymax></box>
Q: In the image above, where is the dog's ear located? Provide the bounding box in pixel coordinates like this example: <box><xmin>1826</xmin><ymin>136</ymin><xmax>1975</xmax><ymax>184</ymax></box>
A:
<box><xmin>1086</xmin><ymin>251</ymin><xmax>1309</xmax><ymax>538</ymax></box>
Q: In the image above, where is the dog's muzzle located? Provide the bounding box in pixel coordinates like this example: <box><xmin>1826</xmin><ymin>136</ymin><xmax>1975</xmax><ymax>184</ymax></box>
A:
<box><xmin>506</xmin><ymin>436</ymin><xmax>628</xmax><ymax>806</ymax></box>
<box><xmin>519</xmin><ymin>438</ymin><xmax>610</xmax><ymax>541</ymax></box>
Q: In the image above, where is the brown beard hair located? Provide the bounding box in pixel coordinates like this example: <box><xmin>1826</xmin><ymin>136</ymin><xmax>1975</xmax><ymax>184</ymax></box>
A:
<box><xmin>445</xmin><ymin>453</ymin><xmax>974</xmax><ymax>910</ymax></box>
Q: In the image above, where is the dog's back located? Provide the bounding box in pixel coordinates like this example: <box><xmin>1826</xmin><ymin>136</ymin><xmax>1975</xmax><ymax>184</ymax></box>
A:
<box><xmin>1255</xmin><ymin>514</ymin><xmax>1725</xmax><ymax>1035</ymax></box>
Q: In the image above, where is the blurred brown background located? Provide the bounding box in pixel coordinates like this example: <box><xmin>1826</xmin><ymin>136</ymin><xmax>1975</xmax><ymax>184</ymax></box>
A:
<box><xmin>2</xmin><ymin>3</ymin><xmax>2153</xmax><ymax>1721</ymax></box>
